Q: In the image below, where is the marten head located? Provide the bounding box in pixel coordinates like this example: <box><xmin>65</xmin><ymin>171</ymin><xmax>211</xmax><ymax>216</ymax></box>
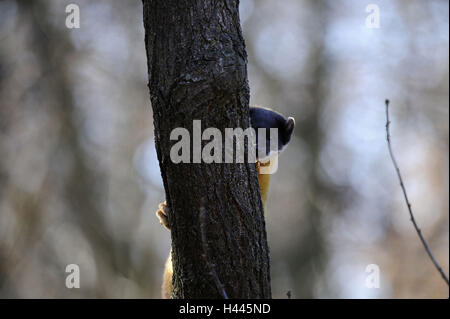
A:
<box><xmin>249</xmin><ymin>106</ymin><xmax>295</xmax><ymax>159</ymax></box>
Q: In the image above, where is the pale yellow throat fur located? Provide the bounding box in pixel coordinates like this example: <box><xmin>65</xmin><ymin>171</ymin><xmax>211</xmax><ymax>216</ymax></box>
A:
<box><xmin>256</xmin><ymin>160</ymin><xmax>272</xmax><ymax>211</ymax></box>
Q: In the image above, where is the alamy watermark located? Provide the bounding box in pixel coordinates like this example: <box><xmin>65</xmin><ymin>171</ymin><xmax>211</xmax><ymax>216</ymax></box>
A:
<box><xmin>365</xmin><ymin>4</ymin><xmax>380</xmax><ymax>28</ymax></box>
<box><xmin>169</xmin><ymin>121</ymin><xmax>279</xmax><ymax>174</ymax></box>
<box><xmin>365</xmin><ymin>264</ymin><xmax>380</xmax><ymax>289</ymax></box>
<box><xmin>65</xmin><ymin>264</ymin><xmax>80</xmax><ymax>289</ymax></box>
<box><xmin>65</xmin><ymin>4</ymin><xmax>80</xmax><ymax>29</ymax></box>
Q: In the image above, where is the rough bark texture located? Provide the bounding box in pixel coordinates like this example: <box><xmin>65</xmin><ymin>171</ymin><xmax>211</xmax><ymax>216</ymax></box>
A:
<box><xmin>142</xmin><ymin>0</ymin><xmax>271</xmax><ymax>298</ymax></box>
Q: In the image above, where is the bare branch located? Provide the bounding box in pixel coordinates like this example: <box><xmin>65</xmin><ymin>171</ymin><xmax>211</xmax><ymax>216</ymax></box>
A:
<box><xmin>384</xmin><ymin>99</ymin><xmax>449</xmax><ymax>286</ymax></box>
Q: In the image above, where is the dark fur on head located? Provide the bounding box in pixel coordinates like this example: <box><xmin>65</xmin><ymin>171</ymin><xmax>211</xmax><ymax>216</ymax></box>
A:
<box><xmin>249</xmin><ymin>106</ymin><xmax>295</xmax><ymax>157</ymax></box>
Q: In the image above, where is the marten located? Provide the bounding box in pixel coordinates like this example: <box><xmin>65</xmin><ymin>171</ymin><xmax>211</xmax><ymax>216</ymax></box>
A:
<box><xmin>155</xmin><ymin>106</ymin><xmax>295</xmax><ymax>298</ymax></box>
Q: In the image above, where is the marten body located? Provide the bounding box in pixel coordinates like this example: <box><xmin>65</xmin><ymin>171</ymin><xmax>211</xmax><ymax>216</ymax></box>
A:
<box><xmin>156</xmin><ymin>106</ymin><xmax>295</xmax><ymax>298</ymax></box>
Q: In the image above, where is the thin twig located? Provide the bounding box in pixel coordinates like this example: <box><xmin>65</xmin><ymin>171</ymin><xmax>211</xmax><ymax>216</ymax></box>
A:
<box><xmin>385</xmin><ymin>99</ymin><xmax>449</xmax><ymax>286</ymax></box>
<box><xmin>199</xmin><ymin>207</ymin><xmax>229</xmax><ymax>299</ymax></box>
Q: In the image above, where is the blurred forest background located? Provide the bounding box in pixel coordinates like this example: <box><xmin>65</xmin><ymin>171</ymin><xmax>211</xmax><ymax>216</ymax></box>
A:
<box><xmin>0</xmin><ymin>0</ymin><xmax>448</xmax><ymax>298</ymax></box>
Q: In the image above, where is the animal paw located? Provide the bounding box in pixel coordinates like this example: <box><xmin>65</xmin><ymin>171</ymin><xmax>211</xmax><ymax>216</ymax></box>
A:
<box><xmin>156</xmin><ymin>201</ymin><xmax>171</xmax><ymax>230</ymax></box>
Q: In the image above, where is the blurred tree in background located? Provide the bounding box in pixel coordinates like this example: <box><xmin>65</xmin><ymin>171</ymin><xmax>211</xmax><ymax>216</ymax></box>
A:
<box><xmin>0</xmin><ymin>0</ymin><xmax>448</xmax><ymax>298</ymax></box>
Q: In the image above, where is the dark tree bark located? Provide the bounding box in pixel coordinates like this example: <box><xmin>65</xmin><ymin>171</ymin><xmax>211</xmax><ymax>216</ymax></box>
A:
<box><xmin>142</xmin><ymin>0</ymin><xmax>271</xmax><ymax>298</ymax></box>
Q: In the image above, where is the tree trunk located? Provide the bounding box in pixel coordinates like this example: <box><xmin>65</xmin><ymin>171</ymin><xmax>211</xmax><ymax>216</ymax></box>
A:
<box><xmin>142</xmin><ymin>0</ymin><xmax>271</xmax><ymax>298</ymax></box>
